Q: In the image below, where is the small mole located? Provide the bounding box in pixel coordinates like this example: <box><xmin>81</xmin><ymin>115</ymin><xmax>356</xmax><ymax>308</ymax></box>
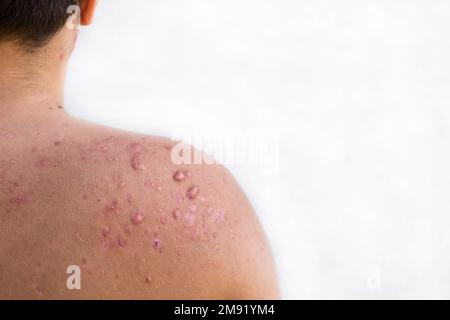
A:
<box><xmin>81</xmin><ymin>258</ymin><xmax>87</xmax><ymax>264</ymax></box>
<box><xmin>58</xmin><ymin>105</ymin><xmax>63</xmax><ymax>109</ymax></box>
<box><xmin>186</xmin><ymin>185</ymin><xmax>200</xmax><ymax>200</ymax></box>
<box><xmin>54</xmin><ymin>141</ymin><xmax>61</xmax><ymax>147</ymax></box>
<box><xmin>145</xmin><ymin>275</ymin><xmax>153</xmax><ymax>284</ymax></box>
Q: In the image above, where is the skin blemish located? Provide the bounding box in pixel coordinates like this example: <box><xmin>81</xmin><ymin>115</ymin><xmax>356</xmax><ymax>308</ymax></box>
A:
<box><xmin>123</xmin><ymin>224</ymin><xmax>133</xmax><ymax>234</ymax></box>
<box><xmin>35</xmin><ymin>285</ymin><xmax>44</xmax><ymax>296</ymax></box>
<box><xmin>160</xmin><ymin>216</ymin><xmax>167</xmax><ymax>225</ymax></box>
<box><xmin>172</xmin><ymin>208</ymin><xmax>181</xmax><ymax>220</ymax></box>
<box><xmin>186</xmin><ymin>185</ymin><xmax>200</xmax><ymax>200</ymax></box>
<box><xmin>34</xmin><ymin>157</ymin><xmax>53</xmax><ymax>168</ymax></box>
<box><xmin>102</xmin><ymin>226</ymin><xmax>111</xmax><ymax>238</ymax></box>
<box><xmin>188</xmin><ymin>205</ymin><xmax>197</xmax><ymax>213</ymax></box>
<box><xmin>130</xmin><ymin>153</ymin><xmax>146</xmax><ymax>171</ymax></box>
<box><xmin>153</xmin><ymin>238</ymin><xmax>162</xmax><ymax>252</ymax></box>
<box><xmin>130</xmin><ymin>209</ymin><xmax>144</xmax><ymax>225</ymax></box>
<box><xmin>81</xmin><ymin>258</ymin><xmax>87</xmax><ymax>264</ymax></box>
<box><xmin>126</xmin><ymin>193</ymin><xmax>133</xmax><ymax>205</ymax></box>
<box><xmin>145</xmin><ymin>275</ymin><xmax>153</xmax><ymax>284</ymax></box>
<box><xmin>183</xmin><ymin>211</ymin><xmax>196</xmax><ymax>227</ymax></box>
<box><xmin>105</xmin><ymin>199</ymin><xmax>119</xmax><ymax>212</ymax></box>
<box><xmin>5</xmin><ymin>132</ymin><xmax>15</xmax><ymax>139</ymax></box>
<box><xmin>127</xmin><ymin>143</ymin><xmax>144</xmax><ymax>153</ymax></box>
<box><xmin>117</xmin><ymin>235</ymin><xmax>127</xmax><ymax>247</ymax></box>
<box><xmin>9</xmin><ymin>194</ymin><xmax>26</xmax><ymax>205</ymax></box>
<box><xmin>54</xmin><ymin>141</ymin><xmax>61</xmax><ymax>147</ymax></box>
<box><xmin>190</xmin><ymin>228</ymin><xmax>201</xmax><ymax>241</ymax></box>
<box><xmin>173</xmin><ymin>170</ymin><xmax>189</xmax><ymax>182</ymax></box>
<box><xmin>215</xmin><ymin>209</ymin><xmax>226</xmax><ymax>224</ymax></box>
<box><xmin>144</xmin><ymin>179</ymin><xmax>154</xmax><ymax>188</ymax></box>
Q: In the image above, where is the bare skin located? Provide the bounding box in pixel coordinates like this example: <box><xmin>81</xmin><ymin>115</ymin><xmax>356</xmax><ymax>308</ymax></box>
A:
<box><xmin>0</xmin><ymin>1</ymin><xmax>279</xmax><ymax>300</ymax></box>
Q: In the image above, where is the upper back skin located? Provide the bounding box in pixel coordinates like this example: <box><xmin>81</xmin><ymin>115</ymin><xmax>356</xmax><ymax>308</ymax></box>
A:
<box><xmin>0</xmin><ymin>106</ymin><xmax>279</xmax><ymax>299</ymax></box>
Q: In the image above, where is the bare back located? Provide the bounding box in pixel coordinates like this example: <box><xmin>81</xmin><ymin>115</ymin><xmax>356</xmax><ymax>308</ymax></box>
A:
<box><xmin>0</xmin><ymin>108</ymin><xmax>279</xmax><ymax>299</ymax></box>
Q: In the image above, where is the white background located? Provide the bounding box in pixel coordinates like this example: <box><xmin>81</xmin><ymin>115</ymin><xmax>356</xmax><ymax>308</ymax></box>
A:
<box><xmin>66</xmin><ymin>0</ymin><xmax>450</xmax><ymax>299</ymax></box>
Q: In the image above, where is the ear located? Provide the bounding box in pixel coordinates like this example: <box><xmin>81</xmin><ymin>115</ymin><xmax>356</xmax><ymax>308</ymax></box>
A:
<box><xmin>80</xmin><ymin>0</ymin><xmax>98</xmax><ymax>26</ymax></box>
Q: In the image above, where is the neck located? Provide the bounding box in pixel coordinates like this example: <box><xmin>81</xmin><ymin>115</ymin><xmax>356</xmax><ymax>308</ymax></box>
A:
<box><xmin>0</xmin><ymin>33</ymin><xmax>74</xmax><ymax>120</ymax></box>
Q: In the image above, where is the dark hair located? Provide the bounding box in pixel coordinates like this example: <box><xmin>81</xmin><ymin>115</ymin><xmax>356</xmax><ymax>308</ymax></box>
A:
<box><xmin>0</xmin><ymin>0</ymin><xmax>80</xmax><ymax>48</ymax></box>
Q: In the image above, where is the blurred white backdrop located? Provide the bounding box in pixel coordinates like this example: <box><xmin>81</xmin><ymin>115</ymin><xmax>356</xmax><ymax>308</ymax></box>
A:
<box><xmin>65</xmin><ymin>0</ymin><xmax>450</xmax><ymax>299</ymax></box>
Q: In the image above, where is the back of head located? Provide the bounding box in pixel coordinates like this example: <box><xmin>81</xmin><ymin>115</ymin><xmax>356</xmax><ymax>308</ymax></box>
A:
<box><xmin>0</xmin><ymin>0</ymin><xmax>80</xmax><ymax>49</ymax></box>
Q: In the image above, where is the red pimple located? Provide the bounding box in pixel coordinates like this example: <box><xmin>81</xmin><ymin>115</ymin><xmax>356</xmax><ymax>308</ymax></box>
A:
<box><xmin>35</xmin><ymin>285</ymin><xmax>44</xmax><ymax>296</ymax></box>
<box><xmin>173</xmin><ymin>170</ymin><xmax>187</xmax><ymax>182</ymax></box>
<box><xmin>186</xmin><ymin>185</ymin><xmax>200</xmax><ymax>200</ymax></box>
<box><xmin>9</xmin><ymin>194</ymin><xmax>26</xmax><ymax>205</ymax></box>
<box><xmin>106</xmin><ymin>199</ymin><xmax>119</xmax><ymax>212</ymax></box>
<box><xmin>130</xmin><ymin>209</ymin><xmax>144</xmax><ymax>225</ymax></box>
